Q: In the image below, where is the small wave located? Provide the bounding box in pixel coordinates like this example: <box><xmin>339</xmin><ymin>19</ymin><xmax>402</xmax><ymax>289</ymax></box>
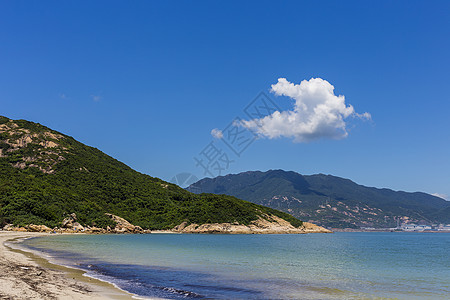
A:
<box><xmin>82</xmin><ymin>264</ymin><xmax>204</xmax><ymax>299</ymax></box>
<box><xmin>160</xmin><ymin>287</ymin><xmax>203</xmax><ymax>298</ymax></box>
<box><xmin>184</xmin><ymin>283</ymin><xmax>257</xmax><ymax>294</ymax></box>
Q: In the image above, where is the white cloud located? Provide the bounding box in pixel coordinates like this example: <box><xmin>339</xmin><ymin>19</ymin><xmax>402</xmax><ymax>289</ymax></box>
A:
<box><xmin>211</xmin><ymin>128</ymin><xmax>223</xmax><ymax>139</ymax></box>
<box><xmin>432</xmin><ymin>193</ymin><xmax>448</xmax><ymax>200</ymax></box>
<box><xmin>241</xmin><ymin>78</ymin><xmax>371</xmax><ymax>143</ymax></box>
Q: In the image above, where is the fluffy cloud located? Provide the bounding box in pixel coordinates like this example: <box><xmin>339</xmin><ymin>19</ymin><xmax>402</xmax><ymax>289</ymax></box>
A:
<box><xmin>211</xmin><ymin>128</ymin><xmax>223</xmax><ymax>139</ymax></box>
<box><xmin>432</xmin><ymin>193</ymin><xmax>448</xmax><ymax>200</ymax></box>
<box><xmin>242</xmin><ymin>78</ymin><xmax>371</xmax><ymax>143</ymax></box>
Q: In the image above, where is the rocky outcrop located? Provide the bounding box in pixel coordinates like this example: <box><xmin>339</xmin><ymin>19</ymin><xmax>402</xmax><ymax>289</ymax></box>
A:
<box><xmin>0</xmin><ymin>119</ymin><xmax>66</xmax><ymax>174</ymax></box>
<box><xmin>1</xmin><ymin>213</ymin><xmax>329</xmax><ymax>234</ymax></box>
<box><xmin>171</xmin><ymin>215</ymin><xmax>332</xmax><ymax>234</ymax></box>
<box><xmin>300</xmin><ymin>221</ymin><xmax>332</xmax><ymax>233</ymax></box>
<box><xmin>2</xmin><ymin>224</ymin><xmax>20</xmax><ymax>231</ymax></box>
<box><xmin>1</xmin><ymin>212</ymin><xmax>147</xmax><ymax>234</ymax></box>
<box><xmin>61</xmin><ymin>213</ymin><xmax>78</xmax><ymax>229</ymax></box>
<box><xmin>2</xmin><ymin>224</ymin><xmax>30</xmax><ymax>232</ymax></box>
<box><xmin>105</xmin><ymin>213</ymin><xmax>143</xmax><ymax>233</ymax></box>
<box><xmin>26</xmin><ymin>224</ymin><xmax>52</xmax><ymax>233</ymax></box>
<box><xmin>72</xmin><ymin>222</ymin><xmax>84</xmax><ymax>231</ymax></box>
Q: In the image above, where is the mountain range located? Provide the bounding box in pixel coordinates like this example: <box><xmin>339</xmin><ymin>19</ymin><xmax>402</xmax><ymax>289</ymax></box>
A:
<box><xmin>188</xmin><ymin>170</ymin><xmax>450</xmax><ymax>228</ymax></box>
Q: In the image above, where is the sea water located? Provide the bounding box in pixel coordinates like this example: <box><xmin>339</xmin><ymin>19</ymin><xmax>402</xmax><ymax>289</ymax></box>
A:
<box><xmin>21</xmin><ymin>232</ymin><xmax>449</xmax><ymax>299</ymax></box>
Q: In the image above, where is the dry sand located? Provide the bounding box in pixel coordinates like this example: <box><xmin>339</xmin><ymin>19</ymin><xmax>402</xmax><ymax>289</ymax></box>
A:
<box><xmin>0</xmin><ymin>231</ymin><xmax>135</xmax><ymax>300</ymax></box>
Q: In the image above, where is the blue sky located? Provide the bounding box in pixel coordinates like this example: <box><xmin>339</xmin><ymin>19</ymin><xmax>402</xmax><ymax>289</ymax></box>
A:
<box><xmin>1</xmin><ymin>1</ymin><xmax>449</xmax><ymax>199</ymax></box>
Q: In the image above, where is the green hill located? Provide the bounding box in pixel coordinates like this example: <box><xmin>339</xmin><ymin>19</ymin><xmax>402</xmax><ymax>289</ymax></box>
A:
<box><xmin>0</xmin><ymin>116</ymin><xmax>302</xmax><ymax>230</ymax></box>
<box><xmin>188</xmin><ymin>170</ymin><xmax>450</xmax><ymax>228</ymax></box>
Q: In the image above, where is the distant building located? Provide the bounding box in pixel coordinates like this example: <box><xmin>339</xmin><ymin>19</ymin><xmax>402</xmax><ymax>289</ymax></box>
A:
<box><xmin>416</xmin><ymin>225</ymin><xmax>432</xmax><ymax>231</ymax></box>
<box><xmin>400</xmin><ymin>224</ymin><xmax>432</xmax><ymax>231</ymax></box>
<box><xmin>401</xmin><ymin>224</ymin><xmax>417</xmax><ymax>231</ymax></box>
<box><xmin>438</xmin><ymin>224</ymin><xmax>450</xmax><ymax>231</ymax></box>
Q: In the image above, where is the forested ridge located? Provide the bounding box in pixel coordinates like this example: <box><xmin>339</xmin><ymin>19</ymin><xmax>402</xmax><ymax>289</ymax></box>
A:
<box><xmin>0</xmin><ymin>116</ymin><xmax>302</xmax><ymax>230</ymax></box>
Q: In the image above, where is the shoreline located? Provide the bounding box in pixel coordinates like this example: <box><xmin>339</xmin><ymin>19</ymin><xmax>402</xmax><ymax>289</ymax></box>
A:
<box><xmin>331</xmin><ymin>228</ymin><xmax>450</xmax><ymax>233</ymax></box>
<box><xmin>0</xmin><ymin>231</ymin><xmax>137</xmax><ymax>300</ymax></box>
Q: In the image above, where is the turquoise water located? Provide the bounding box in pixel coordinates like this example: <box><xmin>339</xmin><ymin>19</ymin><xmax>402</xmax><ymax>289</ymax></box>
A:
<box><xmin>22</xmin><ymin>233</ymin><xmax>449</xmax><ymax>299</ymax></box>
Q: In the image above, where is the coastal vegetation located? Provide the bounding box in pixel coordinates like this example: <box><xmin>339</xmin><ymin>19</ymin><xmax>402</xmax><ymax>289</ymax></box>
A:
<box><xmin>0</xmin><ymin>116</ymin><xmax>302</xmax><ymax>230</ymax></box>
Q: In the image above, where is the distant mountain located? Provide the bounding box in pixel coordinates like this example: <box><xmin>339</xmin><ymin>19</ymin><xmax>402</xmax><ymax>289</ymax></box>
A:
<box><xmin>188</xmin><ymin>170</ymin><xmax>450</xmax><ymax>228</ymax></box>
<box><xmin>0</xmin><ymin>116</ymin><xmax>303</xmax><ymax>230</ymax></box>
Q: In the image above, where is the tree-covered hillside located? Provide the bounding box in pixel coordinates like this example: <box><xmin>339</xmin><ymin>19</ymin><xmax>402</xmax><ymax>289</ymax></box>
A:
<box><xmin>0</xmin><ymin>116</ymin><xmax>302</xmax><ymax>229</ymax></box>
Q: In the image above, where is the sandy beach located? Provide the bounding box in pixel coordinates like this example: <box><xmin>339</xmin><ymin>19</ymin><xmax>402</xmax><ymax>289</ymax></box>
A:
<box><xmin>0</xmin><ymin>231</ymin><xmax>134</xmax><ymax>300</ymax></box>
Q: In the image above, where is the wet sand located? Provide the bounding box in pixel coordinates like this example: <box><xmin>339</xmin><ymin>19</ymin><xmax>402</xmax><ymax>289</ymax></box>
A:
<box><xmin>0</xmin><ymin>231</ymin><xmax>135</xmax><ymax>300</ymax></box>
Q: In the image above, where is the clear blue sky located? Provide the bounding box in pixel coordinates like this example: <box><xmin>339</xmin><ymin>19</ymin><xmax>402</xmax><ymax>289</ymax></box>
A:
<box><xmin>1</xmin><ymin>1</ymin><xmax>449</xmax><ymax>198</ymax></box>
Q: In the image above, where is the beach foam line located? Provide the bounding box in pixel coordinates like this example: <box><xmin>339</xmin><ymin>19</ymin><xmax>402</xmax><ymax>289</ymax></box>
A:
<box><xmin>1</xmin><ymin>232</ymin><xmax>136</xmax><ymax>299</ymax></box>
<box><xmin>12</xmin><ymin>234</ymin><xmax>171</xmax><ymax>300</ymax></box>
<box><xmin>81</xmin><ymin>263</ymin><xmax>203</xmax><ymax>299</ymax></box>
<box><xmin>81</xmin><ymin>271</ymin><xmax>168</xmax><ymax>300</ymax></box>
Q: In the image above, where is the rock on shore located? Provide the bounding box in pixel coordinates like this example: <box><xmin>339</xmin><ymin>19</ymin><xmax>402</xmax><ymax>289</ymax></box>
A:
<box><xmin>172</xmin><ymin>215</ymin><xmax>332</xmax><ymax>234</ymax></box>
<box><xmin>1</xmin><ymin>213</ymin><xmax>148</xmax><ymax>234</ymax></box>
<box><xmin>2</xmin><ymin>213</ymin><xmax>331</xmax><ymax>234</ymax></box>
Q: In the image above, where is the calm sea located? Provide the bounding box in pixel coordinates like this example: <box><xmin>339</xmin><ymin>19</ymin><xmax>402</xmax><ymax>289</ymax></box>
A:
<box><xmin>21</xmin><ymin>232</ymin><xmax>449</xmax><ymax>299</ymax></box>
